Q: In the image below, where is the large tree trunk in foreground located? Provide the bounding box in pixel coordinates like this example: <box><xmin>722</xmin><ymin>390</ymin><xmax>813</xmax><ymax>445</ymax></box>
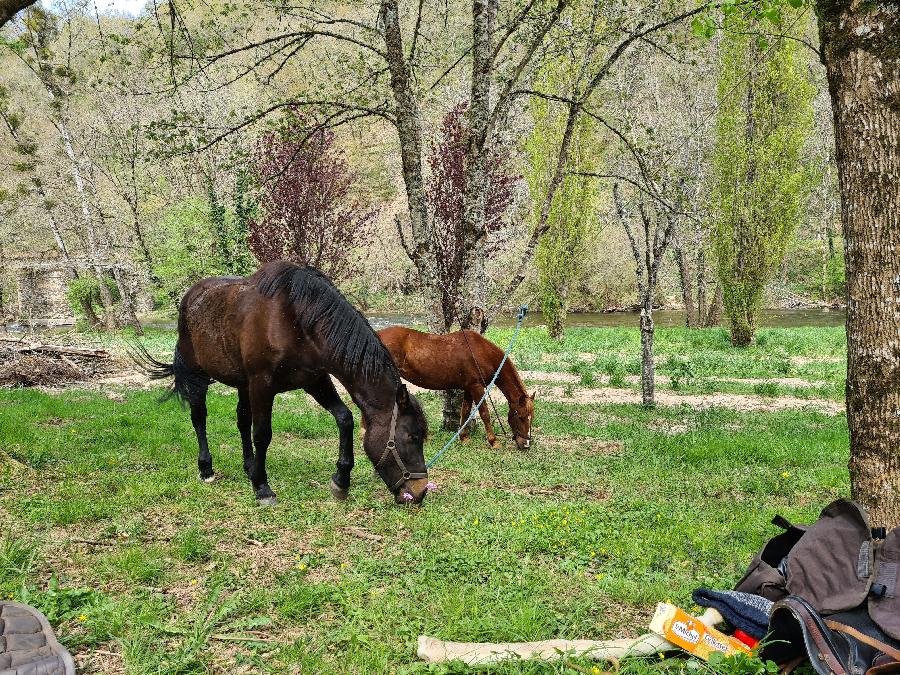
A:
<box><xmin>817</xmin><ymin>0</ymin><xmax>900</xmax><ymax>528</ymax></box>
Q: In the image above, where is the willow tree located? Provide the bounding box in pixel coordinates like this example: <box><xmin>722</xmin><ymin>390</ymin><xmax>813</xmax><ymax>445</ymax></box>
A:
<box><xmin>711</xmin><ymin>12</ymin><xmax>815</xmax><ymax>346</ymax></box>
<box><xmin>528</xmin><ymin>69</ymin><xmax>598</xmax><ymax>341</ymax></box>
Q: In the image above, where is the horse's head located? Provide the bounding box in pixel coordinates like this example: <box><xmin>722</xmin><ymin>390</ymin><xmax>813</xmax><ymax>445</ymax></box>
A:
<box><xmin>508</xmin><ymin>391</ymin><xmax>535</xmax><ymax>450</ymax></box>
<box><xmin>364</xmin><ymin>384</ymin><xmax>429</xmax><ymax>504</ymax></box>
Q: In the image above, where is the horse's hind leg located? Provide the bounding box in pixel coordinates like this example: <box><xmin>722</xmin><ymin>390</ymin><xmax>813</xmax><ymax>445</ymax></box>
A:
<box><xmin>191</xmin><ymin>386</ymin><xmax>214</xmax><ymax>482</ymax></box>
<box><xmin>459</xmin><ymin>394</ymin><xmax>473</xmax><ymax>443</ymax></box>
<box><xmin>237</xmin><ymin>386</ymin><xmax>254</xmax><ymax>478</ymax></box>
<box><xmin>305</xmin><ymin>376</ymin><xmax>354</xmax><ymax>501</ymax></box>
<box><xmin>248</xmin><ymin>378</ymin><xmax>277</xmax><ymax>506</ymax></box>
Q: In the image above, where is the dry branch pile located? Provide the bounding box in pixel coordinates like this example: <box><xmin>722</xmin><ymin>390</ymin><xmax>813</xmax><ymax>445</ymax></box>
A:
<box><xmin>0</xmin><ymin>337</ymin><xmax>117</xmax><ymax>386</ymax></box>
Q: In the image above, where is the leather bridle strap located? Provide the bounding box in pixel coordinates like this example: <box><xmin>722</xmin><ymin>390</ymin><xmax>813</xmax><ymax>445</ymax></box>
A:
<box><xmin>825</xmin><ymin>621</ymin><xmax>900</xmax><ymax>662</ymax></box>
<box><xmin>374</xmin><ymin>402</ymin><xmax>427</xmax><ymax>491</ymax></box>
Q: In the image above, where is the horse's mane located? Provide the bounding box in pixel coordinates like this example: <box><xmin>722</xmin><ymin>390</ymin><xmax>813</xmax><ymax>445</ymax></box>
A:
<box><xmin>253</xmin><ymin>262</ymin><xmax>399</xmax><ymax>384</ymax></box>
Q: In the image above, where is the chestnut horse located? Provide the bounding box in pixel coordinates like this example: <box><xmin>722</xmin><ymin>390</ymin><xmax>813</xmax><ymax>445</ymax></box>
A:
<box><xmin>135</xmin><ymin>262</ymin><xmax>429</xmax><ymax>505</ymax></box>
<box><xmin>376</xmin><ymin>327</ymin><xmax>535</xmax><ymax>450</ymax></box>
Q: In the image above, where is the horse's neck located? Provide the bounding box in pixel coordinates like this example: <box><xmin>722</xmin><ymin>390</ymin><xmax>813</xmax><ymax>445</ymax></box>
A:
<box><xmin>335</xmin><ymin>369</ymin><xmax>397</xmax><ymax>422</ymax></box>
<box><xmin>495</xmin><ymin>361</ymin><xmax>526</xmax><ymax>404</ymax></box>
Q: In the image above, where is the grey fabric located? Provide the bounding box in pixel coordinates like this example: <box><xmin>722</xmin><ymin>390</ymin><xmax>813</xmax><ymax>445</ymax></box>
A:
<box><xmin>859</xmin><ymin>540</ymin><xmax>872</xmax><ymax>580</ymax></box>
<box><xmin>0</xmin><ymin>603</ymin><xmax>74</xmax><ymax>675</ymax></box>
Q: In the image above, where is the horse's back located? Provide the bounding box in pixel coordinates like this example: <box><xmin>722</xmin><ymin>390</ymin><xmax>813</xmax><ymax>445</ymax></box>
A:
<box><xmin>377</xmin><ymin>326</ymin><xmax>503</xmax><ymax>390</ymax></box>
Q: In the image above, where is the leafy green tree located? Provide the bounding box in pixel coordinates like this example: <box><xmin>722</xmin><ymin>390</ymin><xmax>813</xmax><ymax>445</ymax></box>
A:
<box><xmin>528</xmin><ymin>67</ymin><xmax>598</xmax><ymax>341</ymax></box>
<box><xmin>207</xmin><ymin>173</ymin><xmax>255</xmax><ymax>278</ymax></box>
<box><xmin>711</xmin><ymin>11</ymin><xmax>815</xmax><ymax>346</ymax></box>
<box><xmin>151</xmin><ymin>198</ymin><xmax>222</xmax><ymax>308</ymax></box>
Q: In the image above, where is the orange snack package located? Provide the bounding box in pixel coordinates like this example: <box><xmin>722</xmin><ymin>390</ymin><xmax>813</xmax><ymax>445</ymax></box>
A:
<box><xmin>649</xmin><ymin>603</ymin><xmax>752</xmax><ymax>661</ymax></box>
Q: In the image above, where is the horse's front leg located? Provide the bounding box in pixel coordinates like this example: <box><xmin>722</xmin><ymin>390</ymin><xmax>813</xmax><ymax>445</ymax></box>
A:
<box><xmin>471</xmin><ymin>386</ymin><xmax>500</xmax><ymax>449</ymax></box>
<box><xmin>305</xmin><ymin>376</ymin><xmax>354</xmax><ymax>501</ymax></box>
<box><xmin>248</xmin><ymin>378</ymin><xmax>277</xmax><ymax>506</ymax></box>
<box><xmin>237</xmin><ymin>386</ymin><xmax>254</xmax><ymax>478</ymax></box>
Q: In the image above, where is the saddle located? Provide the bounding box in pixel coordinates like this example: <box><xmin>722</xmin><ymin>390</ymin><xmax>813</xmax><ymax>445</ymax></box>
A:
<box><xmin>0</xmin><ymin>602</ymin><xmax>75</xmax><ymax>675</ymax></box>
<box><xmin>735</xmin><ymin>499</ymin><xmax>900</xmax><ymax>675</ymax></box>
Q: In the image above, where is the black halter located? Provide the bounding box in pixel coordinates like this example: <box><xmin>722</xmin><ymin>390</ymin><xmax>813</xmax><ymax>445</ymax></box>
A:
<box><xmin>374</xmin><ymin>402</ymin><xmax>428</xmax><ymax>491</ymax></box>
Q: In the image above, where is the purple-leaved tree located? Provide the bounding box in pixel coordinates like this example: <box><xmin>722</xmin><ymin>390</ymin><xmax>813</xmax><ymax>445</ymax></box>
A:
<box><xmin>248</xmin><ymin>109</ymin><xmax>376</xmax><ymax>282</ymax></box>
<box><xmin>422</xmin><ymin>102</ymin><xmax>518</xmax><ymax>332</ymax></box>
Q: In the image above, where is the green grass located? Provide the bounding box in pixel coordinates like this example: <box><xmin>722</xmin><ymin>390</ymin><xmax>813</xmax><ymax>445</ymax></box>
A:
<box><xmin>0</xmin><ymin>359</ymin><xmax>848</xmax><ymax>673</ymax></box>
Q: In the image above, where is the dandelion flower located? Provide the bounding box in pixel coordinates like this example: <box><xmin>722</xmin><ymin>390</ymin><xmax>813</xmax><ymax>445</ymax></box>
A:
<box><xmin>340</xmin><ymin>562</ymin><xmax>349</xmax><ymax>569</ymax></box>
<box><xmin>592</xmin><ymin>667</ymin><xmax>602</xmax><ymax>675</ymax></box>
<box><xmin>77</xmin><ymin>615</ymin><xmax>87</xmax><ymax>622</ymax></box>
<box><xmin>190</xmin><ymin>578</ymin><xmax>198</xmax><ymax>586</ymax></box>
<box><xmin>298</xmin><ymin>563</ymin><xmax>307</xmax><ymax>571</ymax></box>
<box><xmin>473</xmin><ymin>518</ymin><xmax>479</xmax><ymax>526</ymax></box>
<box><xmin>781</xmin><ymin>471</ymin><xmax>792</xmax><ymax>478</ymax></box>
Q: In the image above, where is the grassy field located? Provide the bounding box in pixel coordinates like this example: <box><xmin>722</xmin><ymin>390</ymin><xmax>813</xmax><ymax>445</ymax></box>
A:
<box><xmin>0</xmin><ymin>326</ymin><xmax>848</xmax><ymax>673</ymax></box>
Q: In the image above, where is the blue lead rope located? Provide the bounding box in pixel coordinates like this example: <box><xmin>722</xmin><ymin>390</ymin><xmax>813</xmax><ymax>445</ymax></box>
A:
<box><xmin>426</xmin><ymin>304</ymin><xmax>528</xmax><ymax>469</ymax></box>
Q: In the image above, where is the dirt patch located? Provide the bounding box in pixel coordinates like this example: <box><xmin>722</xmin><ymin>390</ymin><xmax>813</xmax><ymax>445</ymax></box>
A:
<box><xmin>521</xmin><ymin>370</ymin><xmax>580</xmax><ymax>383</ymax></box>
<box><xmin>522</xmin><ymin>370</ymin><xmax>831</xmax><ymax>389</ymax></box>
<box><xmin>538</xmin><ymin>385</ymin><xmax>843</xmax><ymax>414</ymax></box>
<box><xmin>791</xmin><ymin>356</ymin><xmax>842</xmax><ymax>365</ymax></box>
<box><xmin>536</xmin><ymin>436</ymin><xmax>624</xmax><ymax>456</ymax></box>
<box><xmin>216</xmin><ymin>527</ymin><xmax>319</xmax><ymax>578</ymax></box>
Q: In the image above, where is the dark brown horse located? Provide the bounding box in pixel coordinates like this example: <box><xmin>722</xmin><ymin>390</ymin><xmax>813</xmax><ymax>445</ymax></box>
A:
<box><xmin>136</xmin><ymin>262</ymin><xmax>430</xmax><ymax>505</ymax></box>
<box><xmin>376</xmin><ymin>327</ymin><xmax>535</xmax><ymax>450</ymax></box>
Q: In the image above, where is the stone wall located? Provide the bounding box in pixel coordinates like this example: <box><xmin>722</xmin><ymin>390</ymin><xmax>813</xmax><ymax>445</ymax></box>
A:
<box><xmin>15</xmin><ymin>267</ymin><xmax>75</xmax><ymax>327</ymax></box>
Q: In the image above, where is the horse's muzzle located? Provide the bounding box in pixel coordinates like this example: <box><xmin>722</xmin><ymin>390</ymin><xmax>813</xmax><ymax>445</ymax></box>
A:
<box><xmin>515</xmin><ymin>435</ymin><xmax>531</xmax><ymax>450</ymax></box>
<box><xmin>395</xmin><ymin>476</ymin><xmax>430</xmax><ymax>505</ymax></box>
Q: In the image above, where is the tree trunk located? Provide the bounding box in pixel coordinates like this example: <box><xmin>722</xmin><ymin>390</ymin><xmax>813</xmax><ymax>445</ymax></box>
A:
<box><xmin>704</xmin><ymin>283</ymin><xmax>724</xmax><ymax>327</ymax></box>
<box><xmin>49</xmin><ymin>99</ymin><xmax>117</xmax><ymax>329</ymax></box>
<box><xmin>547</xmin><ymin>281</ymin><xmax>567</xmax><ymax>340</ymax></box>
<box><xmin>380</xmin><ymin>0</ymin><xmax>443</xmax><ymax>328</ymax></box>
<box><xmin>817</xmin><ymin>0</ymin><xmax>900</xmax><ymax>528</ymax></box>
<box><xmin>112</xmin><ymin>267</ymin><xmax>143</xmax><ymax>335</ymax></box>
<box><xmin>640</xmin><ymin>294</ymin><xmax>655</xmax><ymax>406</ymax></box>
<box><xmin>443</xmin><ymin>389</ymin><xmax>465</xmax><ymax>432</ymax></box>
<box><xmin>674</xmin><ymin>242</ymin><xmax>698</xmax><ymax>327</ymax></box>
<box><xmin>458</xmin><ymin>0</ymin><xmax>498</xmax><ymax>332</ymax></box>
<box><xmin>697</xmin><ymin>247</ymin><xmax>708</xmax><ymax>326</ymax></box>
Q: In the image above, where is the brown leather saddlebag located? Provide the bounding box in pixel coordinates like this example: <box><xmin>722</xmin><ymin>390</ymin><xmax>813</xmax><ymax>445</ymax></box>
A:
<box><xmin>736</xmin><ymin>499</ymin><xmax>900</xmax><ymax>642</ymax></box>
<box><xmin>761</xmin><ymin>596</ymin><xmax>900</xmax><ymax>675</ymax></box>
<box><xmin>734</xmin><ymin>515</ymin><xmax>806</xmax><ymax>601</ymax></box>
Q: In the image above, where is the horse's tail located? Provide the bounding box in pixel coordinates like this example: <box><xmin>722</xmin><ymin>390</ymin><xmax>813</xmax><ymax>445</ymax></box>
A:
<box><xmin>127</xmin><ymin>342</ymin><xmax>211</xmax><ymax>407</ymax></box>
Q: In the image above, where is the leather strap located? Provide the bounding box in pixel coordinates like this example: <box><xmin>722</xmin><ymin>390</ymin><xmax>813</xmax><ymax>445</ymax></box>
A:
<box><xmin>825</xmin><ymin>621</ymin><xmax>900</xmax><ymax>662</ymax></box>
<box><xmin>374</xmin><ymin>402</ymin><xmax>427</xmax><ymax>490</ymax></box>
<box><xmin>802</xmin><ymin>612</ymin><xmax>848</xmax><ymax>675</ymax></box>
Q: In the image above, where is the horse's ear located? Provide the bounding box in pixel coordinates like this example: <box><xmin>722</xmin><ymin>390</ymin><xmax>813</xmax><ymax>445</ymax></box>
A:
<box><xmin>397</xmin><ymin>384</ymin><xmax>409</xmax><ymax>406</ymax></box>
<box><xmin>530</xmin><ymin>391</ymin><xmax>536</xmax><ymax>400</ymax></box>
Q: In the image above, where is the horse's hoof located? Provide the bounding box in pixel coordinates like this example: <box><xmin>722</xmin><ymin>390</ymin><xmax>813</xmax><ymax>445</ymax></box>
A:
<box><xmin>199</xmin><ymin>472</ymin><xmax>216</xmax><ymax>483</ymax></box>
<box><xmin>257</xmin><ymin>495</ymin><xmax>278</xmax><ymax>507</ymax></box>
<box><xmin>330</xmin><ymin>478</ymin><xmax>349</xmax><ymax>501</ymax></box>
<box><xmin>489</xmin><ymin>441</ymin><xmax>501</xmax><ymax>450</ymax></box>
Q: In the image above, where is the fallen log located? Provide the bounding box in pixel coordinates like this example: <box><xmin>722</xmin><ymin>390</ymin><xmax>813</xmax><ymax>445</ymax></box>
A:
<box><xmin>0</xmin><ymin>338</ymin><xmax>110</xmax><ymax>359</ymax></box>
<box><xmin>416</xmin><ymin>608</ymin><xmax>723</xmax><ymax>666</ymax></box>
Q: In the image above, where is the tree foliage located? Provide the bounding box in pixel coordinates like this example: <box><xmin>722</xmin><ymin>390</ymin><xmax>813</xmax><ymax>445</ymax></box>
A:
<box><xmin>528</xmin><ymin>63</ymin><xmax>599</xmax><ymax>340</ymax></box>
<box><xmin>711</xmin><ymin>10</ymin><xmax>815</xmax><ymax>346</ymax></box>
<box><xmin>247</xmin><ymin>109</ymin><xmax>376</xmax><ymax>283</ymax></box>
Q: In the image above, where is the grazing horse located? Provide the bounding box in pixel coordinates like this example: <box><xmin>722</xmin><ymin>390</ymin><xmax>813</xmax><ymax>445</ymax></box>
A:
<box><xmin>136</xmin><ymin>262</ymin><xmax>430</xmax><ymax>506</ymax></box>
<box><xmin>376</xmin><ymin>327</ymin><xmax>535</xmax><ymax>450</ymax></box>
